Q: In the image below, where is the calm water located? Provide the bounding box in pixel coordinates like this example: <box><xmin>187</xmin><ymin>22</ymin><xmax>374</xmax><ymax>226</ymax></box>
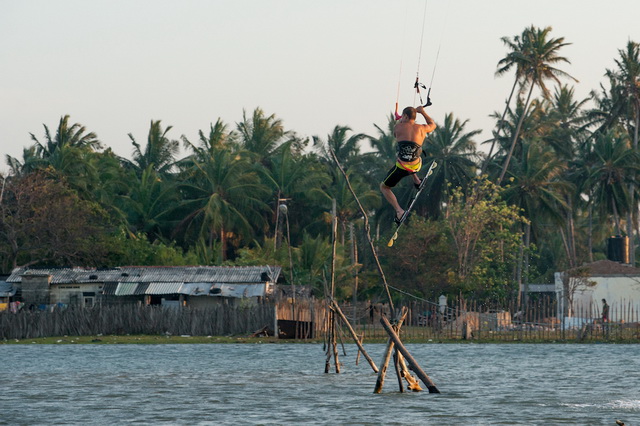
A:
<box><xmin>1</xmin><ymin>343</ymin><xmax>638</xmax><ymax>425</ymax></box>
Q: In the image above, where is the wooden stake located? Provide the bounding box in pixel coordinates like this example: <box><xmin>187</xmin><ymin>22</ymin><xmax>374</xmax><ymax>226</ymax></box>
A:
<box><xmin>397</xmin><ymin>351</ymin><xmax>423</xmax><ymax>391</ymax></box>
<box><xmin>355</xmin><ymin>332</ymin><xmax>364</xmax><ymax>366</ymax></box>
<box><xmin>373</xmin><ymin>307</ymin><xmax>408</xmax><ymax>393</ymax></box>
<box><xmin>380</xmin><ymin>314</ymin><xmax>440</xmax><ymax>393</ymax></box>
<box><xmin>331</xmin><ymin>300</ymin><xmax>378</xmax><ymax>373</ymax></box>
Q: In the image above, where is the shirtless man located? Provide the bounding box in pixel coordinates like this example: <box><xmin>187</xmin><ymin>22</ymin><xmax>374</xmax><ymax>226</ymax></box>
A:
<box><xmin>380</xmin><ymin>105</ymin><xmax>436</xmax><ymax>223</ymax></box>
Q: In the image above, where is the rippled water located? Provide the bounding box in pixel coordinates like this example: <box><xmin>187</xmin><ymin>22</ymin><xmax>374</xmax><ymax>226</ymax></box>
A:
<box><xmin>1</xmin><ymin>343</ymin><xmax>639</xmax><ymax>425</ymax></box>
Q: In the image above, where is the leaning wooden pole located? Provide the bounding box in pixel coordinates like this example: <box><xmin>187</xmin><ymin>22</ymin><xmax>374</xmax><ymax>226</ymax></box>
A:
<box><xmin>374</xmin><ymin>307</ymin><xmax>408</xmax><ymax>394</ymax></box>
<box><xmin>328</xmin><ymin>147</ymin><xmax>395</xmax><ymax>316</ymax></box>
<box><xmin>380</xmin><ymin>315</ymin><xmax>440</xmax><ymax>393</ymax></box>
<box><xmin>331</xmin><ymin>299</ymin><xmax>378</xmax><ymax>373</ymax></box>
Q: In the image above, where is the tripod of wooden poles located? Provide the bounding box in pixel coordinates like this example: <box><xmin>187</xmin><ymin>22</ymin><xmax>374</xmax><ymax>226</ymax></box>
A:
<box><xmin>324</xmin><ymin>148</ymin><xmax>439</xmax><ymax>394</ymax></box>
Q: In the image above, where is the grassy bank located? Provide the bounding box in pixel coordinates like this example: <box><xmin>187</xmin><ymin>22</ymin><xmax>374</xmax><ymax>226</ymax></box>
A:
<box><xmin>1</xmin><ymin>334</ymin><xmax>286</xmax><ymax>344</ymax></box>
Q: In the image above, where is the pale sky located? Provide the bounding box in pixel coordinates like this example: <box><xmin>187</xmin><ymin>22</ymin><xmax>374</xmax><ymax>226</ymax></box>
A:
<box><xmin>1</xmin><ymin>0</ymin><xmax>639</xmax><ymax>172</ymax></box>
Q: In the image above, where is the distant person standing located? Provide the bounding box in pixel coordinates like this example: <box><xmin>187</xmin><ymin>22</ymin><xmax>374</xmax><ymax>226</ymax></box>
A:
<box><xmin>602</xmin><ymin>298</ymin><xmax>610</xmax><ymax>337</ymax></box>
<box><xmin>602</xmin><ymin>298</ymin><xmax>609</xmax><ymax>323</ymax></box>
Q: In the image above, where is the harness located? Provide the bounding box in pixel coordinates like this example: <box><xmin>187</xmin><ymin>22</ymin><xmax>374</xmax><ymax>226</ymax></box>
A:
<box><xmin>397</xmin><ymin>141</ymin><xmax>422</xmax><ymax>163</ymax></box>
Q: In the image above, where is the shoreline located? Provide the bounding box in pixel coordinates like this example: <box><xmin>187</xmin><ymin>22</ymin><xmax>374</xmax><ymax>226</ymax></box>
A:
<box><xmin>2</xmin><ymin>334</ymin><xmax>637</xmax><ymax>345</ymax></box>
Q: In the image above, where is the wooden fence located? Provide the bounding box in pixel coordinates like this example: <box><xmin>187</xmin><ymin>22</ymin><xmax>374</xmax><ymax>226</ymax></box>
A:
<box><xmin>0</xmin><ymin>303</ymin><xmax>275</xmax><ymax>340</ymax></box>
<box><xmin>336</xmin><ymin>298</ymin><xmax>640</xmax><ymax>342</ymax></box>
<box><xmin>2</xmin><ymin>297</ymin><xmax>639</xmax><ymax>342</ymax></box>
<box><xmin>275</xmin><ymin>299</ymin><xmax>327</xmax><ymax>339</ymax></box>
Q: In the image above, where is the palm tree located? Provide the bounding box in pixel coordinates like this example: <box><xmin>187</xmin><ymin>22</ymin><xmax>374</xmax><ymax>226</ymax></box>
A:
<box><xmin>181</xmin><ymin>118</ymin><xmax>238</xmax><ymax>162</ymax></box>
<box><xmin>495</xmin><ymin>26</ymin><xmax>576</xmax><ymax>185</ymax></box>
<box><xmin>237</xmin><ymin>108</ymin><xmax>286</xmax><ymax>162</ymax></box>
<box><xmin>420</xmin><ymin>112</ymin><xmax>481</xmax><ymax>218</ymax></box>
<box><xmin>30</xmin><ymin>115</ymin><xmax>102</xmax><ymax>157</ymax></box>
<box><xmin>118</xmin><ymin>165</ymin><xmax>180</xmax><ymax>241</ymax></box>
<box><xmin>313</xmin><ymin>125</ymin><xmax>367</xmax><ymax>172</ymax></box>
<box><xmin>585</xmin><ymin>129</ymin><xmax>640</xmax><ymax>235</ymax></box>
<box><xmin>543</xmin><ymin>85</ymin><xmax>591</xmax><ymax>266</ymax></box>
<box><xmin>502</xmin><ymin>139</ymin><xmax>572</xmax><ymax>281</ymax></box>
<box><xmin>126</xmin><ymin>120</ymin><xmax>179</xmax><ymax>175</ymax></box>
<box><xmin>365</xmin><ymin>113</ymin><xmax>399</xmax><ymax>184</ymax></box>
<box><xmin>6</xmin><ymin>146</ymin><xmax>43</xmax><ymax>176</ymax></box>
<box><xmin>487</xmin><ymin>97</ymin><xmax>546</xmax><ymax>182</ymax></box>
<box><xmin>608</xmin><ymin>41</ymin><xmax>640</xmax><ymax>263</ymax></box>
<box><xmin>545</xmin><ymin>85</ymin><xmax>591</xmax><ymax>160</ymax></box>
<box><xmin>262</xmin><ymin>141</ymin><xmax>330</xmax><ymax>246</ymax></box>
<box><xmin>314</xmin><ymin>126</ymin><xmax>376</xmax><ymax>241</ymax></box>
<box><xmin>325</xmin><ymin>167</ymin><xmax>381</xmax><ymax>244</ymax></box>
<box><xmin>481</xmin><ymin>30</ymin><xmax>530</xmax><ymax>175</ymax></box>
<box><xmin>28</xmin><ymin>115</ymin><xmax>103</xmax><ymax>194</ymax></box>
<box><xmin>178</xmin><ymin>145</ymin><xmax>271</xmax><ymax>261</ymax></box>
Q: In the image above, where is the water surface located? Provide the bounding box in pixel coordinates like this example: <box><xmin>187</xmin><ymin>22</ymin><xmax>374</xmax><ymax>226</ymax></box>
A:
<box><xmin>1</xmin><ymin>343</ymin><xmax>638</xmax><ymax>424</ymax></box>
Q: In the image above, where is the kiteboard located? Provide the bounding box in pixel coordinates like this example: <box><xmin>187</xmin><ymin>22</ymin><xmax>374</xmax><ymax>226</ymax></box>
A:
<box><xmin>387</xmin><ymin>160</ymin><xmax>438</xmax><ymax>247</ymax></box>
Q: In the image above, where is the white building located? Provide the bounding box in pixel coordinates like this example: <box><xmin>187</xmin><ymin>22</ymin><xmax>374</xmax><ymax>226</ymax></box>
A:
<box><xmin>555</xmin><ymin>260</ymin><xmax>640</xmax><ymax>322</ymax></box>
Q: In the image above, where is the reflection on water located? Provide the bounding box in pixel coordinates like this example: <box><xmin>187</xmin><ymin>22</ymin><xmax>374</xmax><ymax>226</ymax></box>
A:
<box><xmin>1</xmin><ymin>343</ymin><xmax>639</xmax><ymax>425</ymax></box>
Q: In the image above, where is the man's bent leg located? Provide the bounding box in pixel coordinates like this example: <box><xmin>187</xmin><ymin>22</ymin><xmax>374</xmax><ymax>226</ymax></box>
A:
<box><xmin>380</xmin><ymin>182</ymin><xmax>404</xmax><ymax>220</ymax></box>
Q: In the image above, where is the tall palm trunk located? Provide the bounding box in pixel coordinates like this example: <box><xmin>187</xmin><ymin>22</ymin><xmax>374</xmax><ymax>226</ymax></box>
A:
<box><xmin>481</xmin><ymin>78</ymin><xmax>519</xmax><ymax>176</ymax></box>
<box><xmin>220</xmin><ymin>224</ymin><xmax>227</xmax><ymax>261</ymax></box>
<box><xmin>588</xmin><ymin>201</ymin><xmax>594</xmax><ymax>263</ymax></box>
<box><xmin>497</xmin><ymin>84</ymin><xmax>536</xmax><ymax>186</ymax></box>
<box><xmin>628</xmin><ymin>107</ymin><xmax>639</xmax><ymax>265</ymax></box>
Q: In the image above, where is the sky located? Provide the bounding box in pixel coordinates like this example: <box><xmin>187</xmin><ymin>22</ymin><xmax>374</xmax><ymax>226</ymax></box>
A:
<box><xmin>2</xmin><ymin>0</ymin><xmax>640</xmax><ymax>173</ymax></box>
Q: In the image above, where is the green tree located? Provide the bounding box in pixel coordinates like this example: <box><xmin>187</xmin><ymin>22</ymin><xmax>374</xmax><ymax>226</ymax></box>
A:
<box><xmin>607</xmin><ymin>41</ymin><xmax>640</xmax><ymax>263</ymax></box>
<box><xmin>502</xmin><ymin>140</ymin><xmax>572</xmax><ymax>291</ymax></box>
<box><xmin>495</xmin><ymin>26</ymin><xmax>576</xmax><ymax>185</ymax></box>
<box><xmin>444</xmin><ymin>178</ymin><xmax>526</xmax><ymax>302</ymax></box>
<box><xmin>118</xmin><ymin>165</ymin><xmax>180</xmax><ymax>241</ymax></box>
<box><xmin>178</xmin><ymin>145</ymin><xmax>271</xmax><ymax>261</ymax></box>
<box><xmin>0</xmin><ymin>170</ymin><xmax>110</xmax><ymax>270</ymax></box>
<box><xmin>313</xmin><ymin>125</ymin><xmax>367</xmax><ymax>172</ymax></box>
<box><xmin>420</xmin><ymin>112</ymin><xmax>480</xmax><ymax>218</ymax></box>
<box><xmin>126</xmin><ymin>120</ymin><xmax>179</xmax><ymax>175</ymax></box>
<box><xmin>585</xmin><ymin>129</ymin><xmax>640</xmax><ymax>235</ymax></box>
<box><xmin>237</xmin><ymin>108</ymin><xmax>286</xmax><ymax>162</ymax></box>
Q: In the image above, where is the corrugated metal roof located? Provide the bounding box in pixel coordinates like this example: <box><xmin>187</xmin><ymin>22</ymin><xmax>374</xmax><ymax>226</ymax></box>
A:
<box><xmin>146</xmin><ymin>282</ymin><xmax>183</xmax><ymax>295</ymax></box>
<box><xmin>179</xmin><ymin>283</ymin><xmax>211</xmax><ymax>296</ymax></box>
<box><xmin>210</xmin><ymin>283</ymin><xmax>268</xmax><ymax>298</ymax></box>
<box><xmin>115</xmin><ymin>282</ymin><xmax>138</xmax><ymax>296</ymax></box>
<box><xmin>7</xmin><ymin>266</ymin><xmax>282</xmax><ymax>285</ymax></box>
<box><xmin>134</xmin><ymin>282</ymin><xmax>150</xmax><ymax>295</ymax></box>
<box><xmin>102</xmin><ymin>283</ymin><xmax>118</xmax><ymax>296</ymax></box>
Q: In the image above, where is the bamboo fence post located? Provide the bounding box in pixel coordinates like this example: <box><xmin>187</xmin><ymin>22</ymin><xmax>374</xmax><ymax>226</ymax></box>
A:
<box><xmin>380</xmin><ymin>314</ymin><xmax>440</xmax><ymax>393</ymax></box>
<box><xmin>373</xmin><ymin>307</ymin><xmax>408</xmax><ymax>393</ymax></box>
<box><xmin>331</xmin><ymin>300</ymin><xmax>378</xmax><ymax>373</ymax></box>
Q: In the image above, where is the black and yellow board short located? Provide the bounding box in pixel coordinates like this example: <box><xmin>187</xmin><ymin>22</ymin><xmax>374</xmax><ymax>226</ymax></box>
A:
<box><xmin>381</xmin><ymin>159</ymin><xmax>422</xmax><ymax>188</ymax></box>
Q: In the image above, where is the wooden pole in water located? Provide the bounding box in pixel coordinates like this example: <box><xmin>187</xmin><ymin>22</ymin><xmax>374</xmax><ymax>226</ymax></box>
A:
<box><xmin>373</xmin><ymin>307</ymin><xmax>408</xmax><ymax>394</ymax></box>
<box><xmin>356</xmin><ymin>332</ymin><xmax>364</xmax><ymax>366</ymax></box>
<box><xmin>325</xmin><ymin>199</ymin><xmax>340</xmax><ymax>373</ymax></box>
<box><xmin>331</xmin><ymin>299</ymin><xmax>378</xmax><ymax>373</ymax></box>
<box><xmin>393</xmin><ymin>351</ymin><xmax>404</xmax><ymax>392</ymax></box>
<box><xmin>380</xmin><ymin>315</ymin><xmax>440</xmax><ymax>393</ymax></box>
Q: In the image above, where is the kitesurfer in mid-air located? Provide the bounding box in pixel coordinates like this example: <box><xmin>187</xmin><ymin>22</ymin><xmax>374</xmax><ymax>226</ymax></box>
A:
<box><xmin>380</xmin><ymin>105</ymin><xmax>436</xmax><ymax>224</ymax></box>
